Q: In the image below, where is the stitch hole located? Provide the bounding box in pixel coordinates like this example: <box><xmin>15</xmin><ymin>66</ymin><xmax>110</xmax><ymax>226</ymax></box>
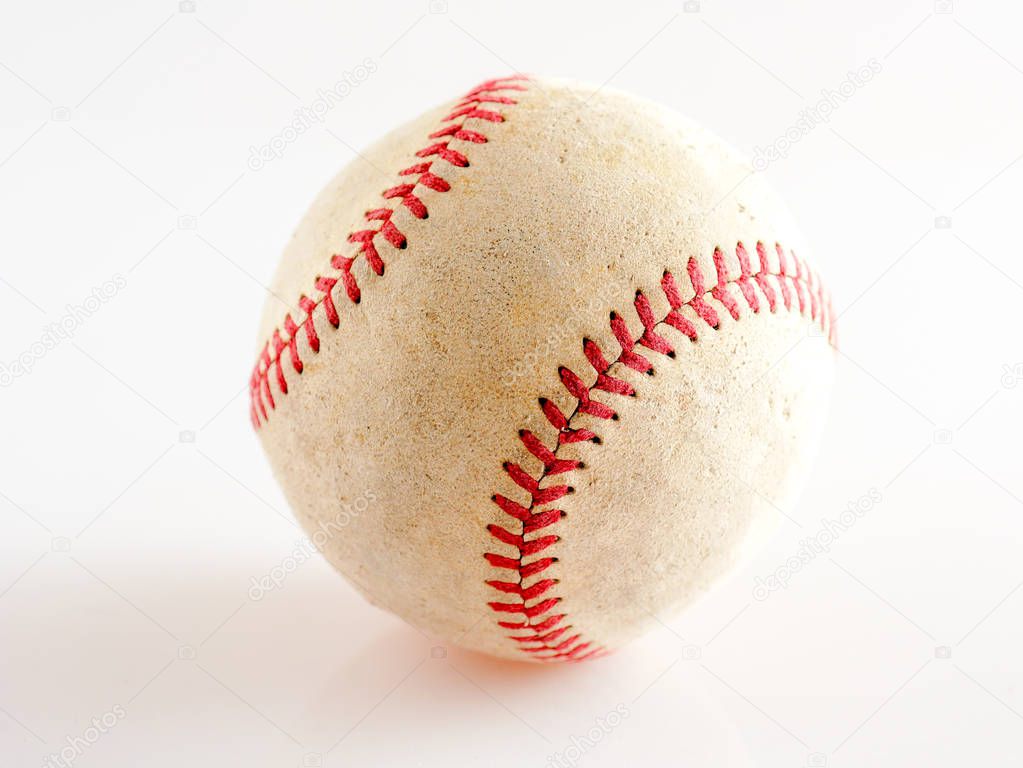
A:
<box><xmin>667</xmin><ymin>350</ymin><xmax>676</xmax><ymax>358</ymax></box>
<box><xmin>611</xmin><ymin>413</ymin><xmax>619</xmax><ymax>421</ymax></box>
<box><xmin>590</xmin><ymin>436</ymin><xmax>602</xmax><ymax>444</ymax></box>
<box><xmin>577</xmin><ymin>462</ymin><xmax>586</xmax><ymax>469</ymax></box>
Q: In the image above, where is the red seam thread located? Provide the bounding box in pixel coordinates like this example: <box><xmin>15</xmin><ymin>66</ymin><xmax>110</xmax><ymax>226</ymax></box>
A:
<box><xmin>485</xmin><ymin>243</ymin><xmax>836</xmax><ymax>662</ymax></box>
<box><xmin>247</xmin><ymin>79</ymin><xmax>839</xmax><ymax>663</ymax></box>
<box><xmin>248</xmin><ymin>75</ymin><xmax>530</xmax><ymax>428</ymax></box>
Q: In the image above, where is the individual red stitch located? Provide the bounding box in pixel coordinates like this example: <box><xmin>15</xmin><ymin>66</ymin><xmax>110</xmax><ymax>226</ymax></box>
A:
<box><xmin>313</xmin><ymin>277</ymin><xmax>340</xmax><ymax>327</ymax></box>
<box><xmin>711</xmin><ymin>248</ymin><xmax>742</xmax><ymax>321</ymax></box>
<box><xmin>774</xmin><ymin>244</ymin><xmax>794</xmax><ymax>311</ymax></box>
<box><xmin>634</xmin><ymin>292</ymin><xmax>674</xmax><ymax>356</ymax></box>
<box><xmin>733</xmin><ymin>242</ymin><xmax>761</xmax><ymax>313</ymax></box>
<box><xmin>381</xmin><ymin>183</ymin><xmax>428</xmax><ymax>219</ymax></box>
<box><xmin>512</xmin><ymin>626</ymin><xmax>568</xmax><ymax>643</ymax></box>
<box><xmin>661</xmin><ymin>271</ymin><xmax>699</xmax><ymax>341</ymax></box>
<box><xmin>531</xmin><ymin>486</ymin><xmax>570</xmax><ymax>506</ymax></box>
<box><xmin>524</xmin><ymin>598</ymin><xmax>561</xmax><ymax>618</ymax></box>
<box><xmin>504</xmin><ymin>462</ymin><xmax>538</xmax><ymax>495</ymax></box>
<box><xmin>754</xmin><ymin>243</ymin><xmax>778</xmax><ymax>312</ymax></box>
<box><xmin>330</xmin><ymin>254</ymin><xmax>362</xmax><ymax>304</ymax></box>
<box><xmin>366</xmin><ymin>209</ymin><xmax>407</xmax><ymax>250</ymax></box>
<box><xmin>807</xmin><ymin>260</ymin><xmax>820</xmax><ymax>321</ymax></box>
<box><xmin>429</xmin><ymin>126</ymin><xmax>488</xmax><ymax>143</ymax></box>
<box><xmin>524</xmin><ymin>510</ymin><xmax>563</xmax><ymax>534</ymax></box>
<box><xmin>521</xmin><ymin>536</ymin><xmax>560</xmax><ymax>557</ymax></box>
<box><xmin>790</xmin><ymin>252</ymin><xmax>808</xmax><ymax>314</ymax></box>
<box><xmin>443</xmin><ymin>106</ymin><xmax>505</xmax><ymax>123</ymax></box>
<box><xmin>346</xmin><ymin>230</ymin><xmax>386</xmax><ymax>274</ymax></box>
<box><xmin>492</xmin><ymin>494</ymin><xmax>530</xmax><ymax>521</ymax></box>
<box><xmin>487</xmin><ymin>524</ymin><xmax>522</xmax><ymax>548</ymax></box>
<box><xmin>249</xmin><ymin>75</ymin><xmax>529</xmax><ymax>427</ymax></box>
<box><xmin>484</xmin><ymin>553</ymin><xmax>520</xmax><ymax>570</ymax></box>
<box><xmin>522</xmin><ymin>580</ymin><xmax>559</xmax><ymax>600</ymax></box>
<box><xmin>297</xmin><ymin>296</ymin><xmax>321</xmax><ymax>351</ymax></box>
<box><xmin>484</xmin><ymin>242</ymin><xmax>835</xmax><ymax>661</ymax></box>
<box><xmin>283</xmin><ymin>315</ymin><xmax>304</xmax><ymax>363</ymax></box>
<box><xmin>272</xmin><ymin>329</ymin><xmax>297</xmax><ymax>379</ymax></box>
<box><xmin>687</xmin><ymin>257</ymin><xmax>721</xmax><ymax>328</ymax></box>
<box><xmin>520</xmin><ymin>558</ymin><xmax>557</xmax><ymax>578</ymax></box>
<box><xmin>415</xmin><ymin>143</ymin><xmax>469</xmax><ymax>167</ymax></box>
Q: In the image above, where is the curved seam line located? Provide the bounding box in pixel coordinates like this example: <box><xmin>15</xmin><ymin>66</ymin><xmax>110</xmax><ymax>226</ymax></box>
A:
<box><xmin>248</xmin><ymin>75</ymin><xmax>530</xmax><ymax>428</ymax></box>
<box><xmin>484</xmin><ymin>242</ymin><xmax>836</xmax><ymax>662</ymax></box>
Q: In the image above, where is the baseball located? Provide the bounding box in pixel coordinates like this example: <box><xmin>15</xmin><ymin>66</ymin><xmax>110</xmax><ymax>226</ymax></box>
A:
<box><xmin>249</xmin><ymin>75</ymin><xmax>835</xmax><ymax>662</ymax></box>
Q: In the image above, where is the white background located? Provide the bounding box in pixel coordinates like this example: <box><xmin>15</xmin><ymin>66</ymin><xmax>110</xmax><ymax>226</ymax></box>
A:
<box><xmin>3</xmin><ymin>1</ymin><xmax>1022</xmax><ymax>766</ymax></box>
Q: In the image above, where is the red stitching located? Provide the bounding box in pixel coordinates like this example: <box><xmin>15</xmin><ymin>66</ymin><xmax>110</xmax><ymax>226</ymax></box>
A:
<box><xmin>249</xmin><ymin>75</ymin><xmax>530</xmax><ymax>428</ymax></box>
<box><xmin>248</xmin><ymin>77</ymin><xmax>838</xmax><ymax>662</ymax></box>
<box><xmin>485</xmin><ymin>244</ymin><xmax>835</xmax><ymax>662</ymax></box>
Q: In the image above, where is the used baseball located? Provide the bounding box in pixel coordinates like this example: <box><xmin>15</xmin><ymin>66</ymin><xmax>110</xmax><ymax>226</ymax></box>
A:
<box><xmin>249</xmin><ymin>76</ymin><xmax>835</xmax><ymax>662</ymax></box>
